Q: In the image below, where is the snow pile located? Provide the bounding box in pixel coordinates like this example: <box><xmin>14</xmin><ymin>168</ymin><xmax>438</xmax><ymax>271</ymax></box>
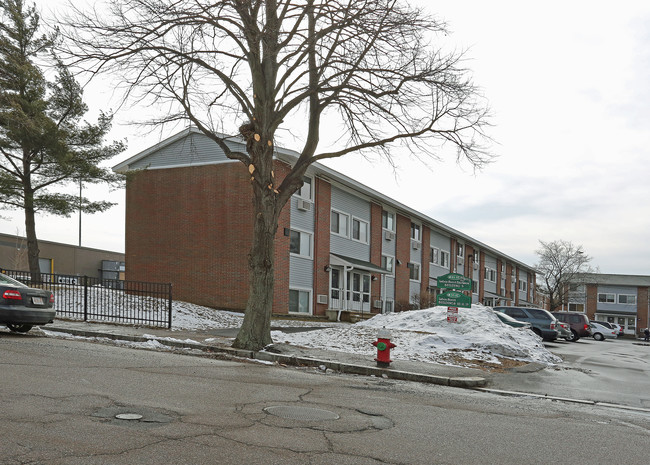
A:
<box><xmin>271</xmin><ymin>304</ymin><xmax>561</xmax><ymax>367</ymax></box>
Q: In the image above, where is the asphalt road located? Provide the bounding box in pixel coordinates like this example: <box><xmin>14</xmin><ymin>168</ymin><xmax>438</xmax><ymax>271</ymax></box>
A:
<box><xmin>1</xmin><ymin>332</ymin><xmax>649</xmax><ymax>464</ymax></box>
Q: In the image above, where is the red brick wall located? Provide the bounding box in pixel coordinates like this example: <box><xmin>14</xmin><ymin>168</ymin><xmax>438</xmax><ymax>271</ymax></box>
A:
<box><xmin>395</xmin><ymin>213</ymin><xmax>411</xmax><ymax>308</ymax></box>
<box><xmin>637</xmin><ymin>287</ymin><xmax>648</xmax><ymax>335</ymax></box>
<box><xmin>370</xmin><ymin>202</ymin><xmax>383</xmax><ymax>313</ymax></box>
<box><xmin>313</xmin><ymin>178</ymin><xmax>332</xmax><ymax>316</ymax></box>
<box><xmin>585</xmin><ymin>284</ymin><xmax>598</xmax><ymax>319</ymax></box>
<box><xmin>125</xmin><ymin>161</ymin><xmax>292</xmax><ymax>313</ymax></box>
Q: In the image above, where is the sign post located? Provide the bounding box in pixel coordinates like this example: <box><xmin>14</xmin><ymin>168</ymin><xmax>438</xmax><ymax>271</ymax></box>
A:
<box><xmin>436</xmin><ymin>273</ymin><xmax>472</xmax><ymax>323</ymax></box>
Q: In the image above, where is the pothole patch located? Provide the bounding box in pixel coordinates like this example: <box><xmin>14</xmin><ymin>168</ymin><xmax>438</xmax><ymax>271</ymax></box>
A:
<box><xmin>264</xmin><ymin>405</ymin><xmax>340</xmax><ymax>421</ymax></box>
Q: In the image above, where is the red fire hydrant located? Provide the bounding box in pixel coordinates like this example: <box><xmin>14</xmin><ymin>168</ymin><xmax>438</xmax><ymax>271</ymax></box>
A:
<box><xmin>372</xmin><ymin>327</ymin><xmax>396</xmax><ymax>368</ymax></box>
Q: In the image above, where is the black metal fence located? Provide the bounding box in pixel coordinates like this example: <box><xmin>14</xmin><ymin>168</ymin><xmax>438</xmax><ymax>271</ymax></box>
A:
<box><xmin>1</xmin><ymin>269</ymin><xmax>173</xmax><ymax>328</ymax></box>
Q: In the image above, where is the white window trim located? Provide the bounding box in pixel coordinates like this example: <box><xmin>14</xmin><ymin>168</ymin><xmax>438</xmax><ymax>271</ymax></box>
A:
<box><xmin>289</xmin><ymin>228</ymin><xmax>313</xmax><ymax>259</ymax></box>
<box><xmin>382</xmin><ymin>210</ymin><xmax>396</xmax><ymax>232</ymax></box>
<box><xmin>618</xmin><ymin>294</ymin><xmax>637</xmax><ymax>305</ymax></box>
<box><xmin>351</xmin><ymin>216</ymin><xmax>370</xmax><ymax>244</ymax></box>
<box><xmin>430</xmin><ymin>247</ymin><xmax>439</xmax><ymax>265</ymax></box>
<box><xmin>330</xmin><ymin>209</ymin><xmax>350</xmax><ymax>238</ymax></box>
<box><xmin>294</xmin><ymin>176</ymin><xmax>313</xmax><ymax>201</ymax></box>
<box><xmin>381</xmin><ymin>254</ymin><xmax>395</xmax><ymax>275</ymax></box>
<box><xmin>410</xmin><ymin>222</ymin><xmax>422</xmax><ymax>242</ymax></box>
<box><xmin>408</xmin><ymin>262</ymin><xmax>421</xmax><ymax>282</ymax></box>
<box><xmin>440</xmin><ymin>250</ymin><xmax>450</xmax><ymax>268</ymax></box>
<box><xmin>289</xmin><ymin>287</ymin><xmax>312</xmax><ymax>315</ymax></box>
<box><xmin>457</xmin><ymin>243</ymin><xmax>464</xmax><ymax>259</ymax></box>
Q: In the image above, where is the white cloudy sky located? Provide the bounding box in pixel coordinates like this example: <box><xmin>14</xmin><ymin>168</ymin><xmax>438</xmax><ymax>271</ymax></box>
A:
<box><xmin>2</xmin><ymin>1</ymin><xmax>650</xmax><ymax>275</ymax></box>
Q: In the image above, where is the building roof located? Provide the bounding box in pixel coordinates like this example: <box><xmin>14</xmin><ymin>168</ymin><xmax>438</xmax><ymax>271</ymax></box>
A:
<box><xmin>576</xmin><ymin>273</ymin><xmax>650</xmax><ymax>287</ymax></box>
<box><xmin>113</xmin><ymin>127</ymin><xmax>535</xmax><ymax>272</ymax></box>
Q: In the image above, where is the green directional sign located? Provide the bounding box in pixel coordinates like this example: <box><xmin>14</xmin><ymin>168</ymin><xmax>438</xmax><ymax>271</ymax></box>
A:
<box><xmin>436</xmin><ymin>290</ymin><xmax>472</xmax><ymax>309</ymax></box>
<box><xmin>436</xmin><ymin>273</ymin><xmax>472</xmax><ymax>291</ymax></box>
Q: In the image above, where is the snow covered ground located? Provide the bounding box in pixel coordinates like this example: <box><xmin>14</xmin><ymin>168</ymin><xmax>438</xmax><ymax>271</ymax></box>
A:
<box><xmin>169</xmin><ymin>300</ymin><xmax>561</xmax><ymax>368</ymax></box>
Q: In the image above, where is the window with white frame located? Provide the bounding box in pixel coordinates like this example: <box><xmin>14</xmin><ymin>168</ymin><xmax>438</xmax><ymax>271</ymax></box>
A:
<box><xmin>352</xmin><ymin>218</ymin><xmax>369</xmax><ymax>243</ymax></box>
<box><xmin>381</xmin><ymin>255</ymin><xmax>394</xmax><ymax>274</ymax></box>
<box><xmin>519</xmin><ymin>280</ymin><xmax>527</xmax><ymax>292</ymax></box>
<box><xmin>407</xmin><ymin>263</ymin><xmax>420</xmax><ymax>281</ymax></box>
<box><xmin>382</xmin><ymin>211</ymin><xmax>395</xmax><ymax>231</ymax></box>
<box><xmin>430</xmin><ymin>247</ymin><xmax>439</xmax><ymax>265</ymax></box>
<box><xmin>598</xmin><ymin>293</ymin><xmax>615</xmax><ymax>303</ymax></box>
<box><xmin>330</xmin><ymin>210</ymin><xmax>349</xmax><ymax>237</ymax></box>
<box><xmin>295</xmin><ymin>176</ymin><xmax>312</xmax><ymax>200</ymax></box>
<box><xmin>289</xmin><ymin>229</ymin><xmax>311</xmax><ymax>257</ymax></box>
<box><xmin>289</xmin><ymin>289</ymin><xmax>310</xmax><ymax>314</ymax></box>
<box><xmin>410</xmin><ymin>222</ymin><xmax>421</xmax><ymax>242</ymax></box>
<box><xmin>618</xmin><ymin>294</ymin><xmax>636</xmax><ymax>304</ymax></box>
<box><xmin>440</xmin><ymin>250</ymin><xmax>450</xmax><ymax>268</ymax></box>
<box><xmin>457</xmin><ymin>244</ymin><xmax>464</xmax><ymax>259</ymax></box>
<box><xmin>484</xmin><ymin>267</ymin><xmax>496</xmax><ymax>282</ymax></box>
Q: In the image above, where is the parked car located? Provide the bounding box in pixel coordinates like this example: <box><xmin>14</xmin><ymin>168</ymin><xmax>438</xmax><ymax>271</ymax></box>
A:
<box><xmin>589</xmin><ymin>321</ymin><xmax>618</xmax><ymax>341</ymax></box>
<box><xmin>556</xmin><ymin>320</ymin><xmax>573</xmax><ymax>341</ymax></box>
<box><xmin>0</xmin><ymin>272</ymin><xmax>55</xmax><ymax>333</ymax></box>
<box><xmin>551</xmin><ymin>311</ymin><xmax>591</xmax><ymax>342</ymax></box>
<box><xmin>493</xmin><ymin>306</ymin><xmax>558</xmax><ymax>341</ymax></box>
<box><xmin>610</xmin><ymin>323</ymin><xmax>624</xmax><ymax>337</ymax></box>
<box><xmin>493</xmin><ymin>311</ymin><xmax>533</xmax><ymax>329</ymax></box>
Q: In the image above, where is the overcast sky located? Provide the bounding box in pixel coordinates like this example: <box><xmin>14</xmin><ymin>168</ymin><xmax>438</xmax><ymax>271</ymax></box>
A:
<box><xmin>2</xmin><ymin>1</ymin><xmax>650</xmax><ymax>275</ymax></box>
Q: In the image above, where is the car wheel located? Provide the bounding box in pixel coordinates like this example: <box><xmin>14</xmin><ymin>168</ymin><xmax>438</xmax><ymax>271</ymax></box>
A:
<box><xmin>567</xmin><ymin>330</ymin><xmax>579</xmax><ymax>342</ymax></box>
<box><xmin>6</xmin><ymin>323</ymin><xmax>33</xmax><ymax>333</ymax></box>
<box><xmin>593</xmin><ymin>332</ymin><xmax>604</xmax><ymax>341</ymax></box>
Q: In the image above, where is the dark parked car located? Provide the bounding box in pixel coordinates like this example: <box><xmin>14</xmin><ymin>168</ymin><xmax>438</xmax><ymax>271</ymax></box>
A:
<box><xmin>0</xmin><ymin>272</ymin><xmax>55</xmax><ymax>333</ymax></box>
<box><xmin>551</xmin><ymin>311</ymin><xmax>591</xmax><ymax>342</ymax></box>
<box><xmin>493</xmin><ymin>306</ymin><xmax>558</xmax><ymax>341</ymax></box>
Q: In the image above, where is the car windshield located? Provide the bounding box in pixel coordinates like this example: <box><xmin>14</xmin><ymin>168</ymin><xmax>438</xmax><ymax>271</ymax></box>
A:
<box><xmin>0</xmin><ymin>273</ymin><xmax>27</xmax><ymax>287</ymax></box>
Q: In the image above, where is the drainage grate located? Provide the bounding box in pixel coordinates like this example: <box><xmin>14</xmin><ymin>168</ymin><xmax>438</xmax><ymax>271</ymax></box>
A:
<box><xmin>264</xmin><ymin>405</ymin><xmax>340</xmax><ymax>421</ymax></box>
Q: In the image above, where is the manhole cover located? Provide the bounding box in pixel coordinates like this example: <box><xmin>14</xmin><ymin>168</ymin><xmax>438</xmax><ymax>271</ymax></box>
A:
<box><xmin>115</xmin><ymin>413</ymin><xmax>143</xmax><ymax>420</ymax></box>
<box><xmin>264</xmin><ymin>405</ymin><xmax>339</xmax><ymax>421</ymax></box>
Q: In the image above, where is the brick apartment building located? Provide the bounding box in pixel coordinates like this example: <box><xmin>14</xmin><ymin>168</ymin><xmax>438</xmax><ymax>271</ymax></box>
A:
<box><xmin>565</xmin><ymin>273</ymin><xmax>650</xmax><ymax>336</ymax></box>
<box><xmin>113</xmin><ymin>128</ymin><xmax>538</xmax><ymax>318</ymax></box>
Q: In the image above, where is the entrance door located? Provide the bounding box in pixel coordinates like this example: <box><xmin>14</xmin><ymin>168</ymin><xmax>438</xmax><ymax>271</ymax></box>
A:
<box><xmin>330</xmin><ymin>268</ymin><xmax>343</xmax><ymax>310</ymax></box>
<box><xmin>347</xmin><ymin>271</ymin><xmax>370</xmax><ymax>313</ymax></box>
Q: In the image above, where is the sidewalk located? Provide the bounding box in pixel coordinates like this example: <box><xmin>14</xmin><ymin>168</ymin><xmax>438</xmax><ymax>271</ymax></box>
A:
<box><xmin>40</xmin><ymin>319</ymin><xmax>490</xmax><ymax>388</ymax></box>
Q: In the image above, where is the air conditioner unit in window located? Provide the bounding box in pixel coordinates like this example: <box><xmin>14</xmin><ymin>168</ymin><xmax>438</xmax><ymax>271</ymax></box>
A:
<box><xmin>373</xmin><ymin>300</ymin><xmax>383</xmax><ymax>309</ymax></box>
<box><xmin>384</xmin><ymin>230</ymin><xmax>395</xmax><ymax>241</ymax></box>
<box><xmin>316</xmin><ymin>294</ymin><xmax>328</xmax><ymax>305</ymax></box>
<box><xmin>297</xmin><ymin>199</ymin><xmax>312</xmax><ymax>211</ymax></box>
<box><xmin>411</xmin><ymin>240</ymin><xmax>420</xmax><ymax>250</ymax></box>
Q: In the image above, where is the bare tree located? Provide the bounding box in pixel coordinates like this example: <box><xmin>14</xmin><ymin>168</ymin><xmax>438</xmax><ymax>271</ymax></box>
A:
<box><xmin>60</xmin><ymin>0</ymin><xmax>493</xmax><ymax>350</ymax></box>
<box><xmin>535</xmin><ymin>239</ymin><xmax>597</xmax><ymax>312</ymax></box>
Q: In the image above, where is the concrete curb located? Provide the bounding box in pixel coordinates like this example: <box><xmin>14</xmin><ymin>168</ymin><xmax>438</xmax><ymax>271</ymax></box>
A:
<box><xmin>44</xmin><ymin>326</ymin><xmax>488</xmax><ymax>389</ymax></box>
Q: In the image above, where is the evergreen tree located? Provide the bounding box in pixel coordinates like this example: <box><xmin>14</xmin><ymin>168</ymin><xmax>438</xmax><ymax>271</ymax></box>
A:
<box><xmin>0</xmin><ymin>0</ymin><xmax>125</xmax><ymax>279</ymax></box>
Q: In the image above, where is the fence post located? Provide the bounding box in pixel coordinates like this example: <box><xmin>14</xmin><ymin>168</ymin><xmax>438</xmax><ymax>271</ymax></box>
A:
<box><xmin>167</xmin><ymin>283</ymin><xmax>173</xmax><ymax>329</ymax></box>
<box><xmin>83</xmin><ymin>275</ymin><xmax>89</xmax><ymax>322</ymax></box>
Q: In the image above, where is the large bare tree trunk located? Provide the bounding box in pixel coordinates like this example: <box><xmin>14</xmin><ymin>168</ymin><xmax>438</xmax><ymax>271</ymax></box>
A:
<box><xmin>23</xmin><ymin>181</ymin><xmax>41</xmax><ymax>282</ymax></box>
<box><xmin>232</xmin><ymin>179</ymin><xmax>279</xmax><ymax>350</ymax></box>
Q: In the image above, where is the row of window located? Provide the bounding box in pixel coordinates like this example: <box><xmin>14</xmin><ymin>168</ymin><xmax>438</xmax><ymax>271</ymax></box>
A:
<box><xmin>598</xmin><ymin>293</ymin><xmax>637</xmax><ymax>305</ymax></box>
<box><xmin>331</xmin><ymin>210</ymin><xmax>369</xmax><ymax>243</ymax></box>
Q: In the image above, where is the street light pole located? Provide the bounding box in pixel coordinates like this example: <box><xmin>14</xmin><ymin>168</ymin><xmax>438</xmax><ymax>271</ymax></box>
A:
<box><xmin>78</xmin><ymin>177</ymin><xmax>82</xmax><ymax>247</ymax></box>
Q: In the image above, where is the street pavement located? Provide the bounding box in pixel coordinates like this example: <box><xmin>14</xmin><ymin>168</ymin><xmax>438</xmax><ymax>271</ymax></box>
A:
<box><xmin>35</xmin><ymin>319</ymin><xmax>650</xmax><ymax>410</ymax></box>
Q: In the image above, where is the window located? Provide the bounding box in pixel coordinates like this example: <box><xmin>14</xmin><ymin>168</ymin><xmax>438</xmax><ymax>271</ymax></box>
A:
<box><xmin>381</xmin><ymin>255</ymin><xmax>394</xmax><ymax>273</ymax></box>
<box><xmin>289</xmin><ymin>229</ymin><xmax>311</xmax><ymax>257</ymax></box>
<box><xmin>410</xmin><ymin>222</ymin><xmax>421</xmax><ymax>242</ymax></box>
<box><xmin>440</xmin><ymin>251</ymin><xmax>450</xmax><ymax>268</ymax></box>
<box><xmin>598</xmin><ymin>293</ymin><xmax>615</xmax><ymax>303</ymax></box>
<box><xmin>407</xmin><ymin>263</ymin><xmax>420</xmax><ymax>281</ymax></box>
<box><xmin>352</xmin><ymin>218</ymin><xmax>369</xmax><ymax>243</ymax></box>
<box><xmin>430</xmin><ymin>247</ymin><xmax>439</xmax><ymax>265</ymax></box>
<box><xmin>504</xmin><ymin>308</ymin><xmax>527</xmax><ymax>319</ymax></box>
<box><xmin>331</xmin><ymin>211</ymin><xmax>349</xmax><ymax>237</ymax></box>
<box><xmin>519</xmin><ymin>280</ymin><xmax>527</xmax><ymax>292</ymax></box>
<box><xmin>382</xmin><ymin>211</ymin><xmax>395</xmax><ymax>231</ymax></box>
<box><xmin>296</xmin><ymin>176</ymin><xmax>312</xmax><ymax>199</ymax></box>
<box><xmin>484</xmin><ymin>267</ymin><xmax>496</xmax><ymax>282</ymax></box>
<box><xmin>457</xmin><ymin>244</ymin><xmax>464</xmax><ymax>258</ymax></box>
<box><xmin>289</xmin><ymin>289</ymin><xmax>310</xmax><ymax>314</ymax></box>
<box><xmin>618</xmin><ymin>294</ymin><xmax>636</xmax><ymax>305</ymax></box>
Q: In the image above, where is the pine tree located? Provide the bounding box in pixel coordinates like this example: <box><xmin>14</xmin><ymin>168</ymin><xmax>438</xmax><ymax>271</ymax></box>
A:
<box><xmin>0</xmin><ymin>0</ymin><xmax>125</xmax><ymax>280</ymax></box>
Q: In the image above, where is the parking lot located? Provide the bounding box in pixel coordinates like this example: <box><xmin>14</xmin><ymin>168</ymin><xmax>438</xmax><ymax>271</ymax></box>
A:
<box><xmin>488</xmin><ymin>336</ymin><xmax>650</xmax><ymax>409</ymax></box>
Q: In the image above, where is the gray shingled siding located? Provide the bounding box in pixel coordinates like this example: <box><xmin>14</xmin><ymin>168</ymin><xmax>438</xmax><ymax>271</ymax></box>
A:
<box><xmin>330</xmin><ymin>186</ymin><xmax>370</xmax><ymax>261</ymax></box>
<box><xmin>129</xmin><ymin>132</ymin><xmax>237</xmax><ymax>169</ymax></box>
<box><xmin>290</xmin><ymin>256</ymin><xmax>314</xmax><ymax>289</ymax></box>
